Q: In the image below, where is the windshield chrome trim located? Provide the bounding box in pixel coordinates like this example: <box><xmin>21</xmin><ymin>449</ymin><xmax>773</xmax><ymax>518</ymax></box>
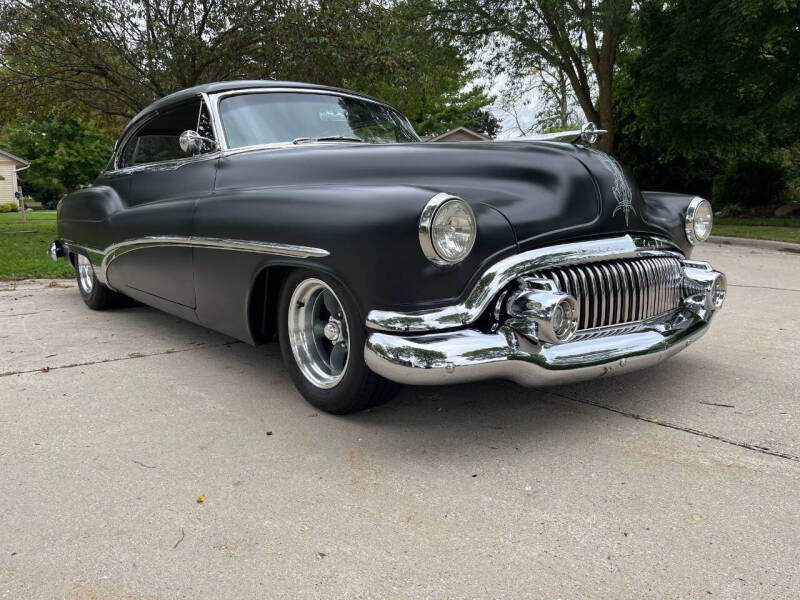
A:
<box><xmin>365</xmin><ymin>234</ymin><xmax>684</xmax><ymax>333</ymax></box>
<box><xmin>208</xmin><ymin>87</ymin><xmax>421</xmax><ymax>151</ymax></box>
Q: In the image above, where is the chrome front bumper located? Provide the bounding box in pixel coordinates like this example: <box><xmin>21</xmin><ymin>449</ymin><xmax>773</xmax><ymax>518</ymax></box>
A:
<box><xmin>364</xmin><ymin>234</ymin><xmax>725</xmax><ymax>387</ymax></box>
<box><xmin>365</xmin><ymin>305</ymin><xmax>713</xmax><ymax>387</ymax></box>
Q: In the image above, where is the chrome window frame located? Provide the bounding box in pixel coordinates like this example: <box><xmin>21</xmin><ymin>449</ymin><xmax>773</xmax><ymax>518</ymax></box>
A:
<box><xmin>207</xmin><ymin>87</ymin><xmax>421</xmax><ymax>154</ymax></box>
<box><xmin>107</xmin><ymin>93</ymin><xmax>221</xmax><ymax>175</ymax></box>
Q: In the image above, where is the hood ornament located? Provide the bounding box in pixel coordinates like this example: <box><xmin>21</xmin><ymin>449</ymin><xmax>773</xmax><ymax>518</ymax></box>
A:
<box><xmin>580</xmin><ymin>122</ymin><xmax>608</xmax><ymax>145</ymax></box>
<box><xmin>514</xmin><ymin>121</ymin><xmax>607</xmax><ymax>144</ymax></box>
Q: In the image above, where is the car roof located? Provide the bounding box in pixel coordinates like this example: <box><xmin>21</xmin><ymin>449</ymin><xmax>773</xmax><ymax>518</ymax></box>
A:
<box><xmin>121</xmin><ymin>80</ymin><xmax>393</xmax><ymax>142</ymax></box>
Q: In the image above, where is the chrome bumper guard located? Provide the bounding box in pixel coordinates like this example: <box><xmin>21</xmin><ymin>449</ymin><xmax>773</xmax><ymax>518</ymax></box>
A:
<box><xmin>365</xmin><ymin>237</ymin><xmax>725</xmax><ymax>387</ymax></box>
<box><xmin>48</xmin><ymin>240</ymin><xmax>64</xmax><ymax>262</ymax></box>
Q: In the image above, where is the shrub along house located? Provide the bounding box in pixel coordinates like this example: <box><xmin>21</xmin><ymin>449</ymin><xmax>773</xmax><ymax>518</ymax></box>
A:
<box><xmin>0</xmin><ymin>148</ymin><xmax>29</xmax><ymax>208</ymax></box>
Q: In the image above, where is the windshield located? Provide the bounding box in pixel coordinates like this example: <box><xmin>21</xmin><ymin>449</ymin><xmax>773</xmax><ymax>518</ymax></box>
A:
<box><xmin>219</xmin><ymin>92</ymin><xmax>420</xmax><ymax>148</ymax></box>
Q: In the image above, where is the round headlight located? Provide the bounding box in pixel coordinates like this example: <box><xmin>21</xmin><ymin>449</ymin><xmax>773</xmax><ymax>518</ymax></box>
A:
<box><xmin>686</xmin><ymin>197</ymin><xmax>713</xmax><ymax>244</ymax></box>
<box><xmin>419</xmin><ymin>194</ymin><xmax>476</xmax><ymax>265</ymax></box>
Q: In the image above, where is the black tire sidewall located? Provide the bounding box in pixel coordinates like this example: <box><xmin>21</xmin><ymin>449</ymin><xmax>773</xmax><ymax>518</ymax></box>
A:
<box><xmin>277</xmin><ymin>269</ymin><xmax>375</xmax><ymax>414</ymax></box>
<box><xmin>75</xmin><ymin>253</ymin><xmax>116</xmax><ymax>310</ymax></box>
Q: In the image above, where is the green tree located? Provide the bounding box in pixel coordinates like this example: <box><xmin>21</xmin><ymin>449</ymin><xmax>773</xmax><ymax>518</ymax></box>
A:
<box><xmin>631</xmin><ymin>0</ymin><xmax>800</xmax><ymax>159</ymax></box>
<box><xmin>408</xmin><ymin>86</ymin><xmax>498</xmax><ymax>137</ymax></box>
<box><xmin>0</xmin><ymin>0</ymin><xmax>493</xmax><ymax>137</ymax></box>
<box><xmin>0</xmin><ymin>119</ymin><xmax>113</xmax><ymax>204</ymax></box>
<box><xmin>417</xmin><ymin>0</ymin><xmax>635</xmax><ymax>151</ymax></box>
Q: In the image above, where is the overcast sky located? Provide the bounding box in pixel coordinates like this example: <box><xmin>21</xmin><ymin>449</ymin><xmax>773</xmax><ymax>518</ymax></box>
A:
<box><xmin>482</xmin><ymin>72</ymin><xmax>541</xmax><ymax>139</ymax></box>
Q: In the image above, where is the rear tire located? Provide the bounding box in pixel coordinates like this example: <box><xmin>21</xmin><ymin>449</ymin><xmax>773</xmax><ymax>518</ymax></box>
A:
<box><xmin>74</xmin><ymin>253</ymin><xmax>128</xmax><ymax>310</ymax></box>
<box><xmin>277</xmin><ymin>269</ymin><xmax>399</xmax><ymax>414</ymax></box>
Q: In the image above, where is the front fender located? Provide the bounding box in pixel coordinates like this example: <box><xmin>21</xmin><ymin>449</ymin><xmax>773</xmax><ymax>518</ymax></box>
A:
<box><xmin>640</xmin><ymin>191</ymin><xmax>695</xmax><ymax>256</ymax></box>
<box><xmin>193</xmin><ymin>183</ymin><xmax>517</xmax><ymax>317</ymax></box>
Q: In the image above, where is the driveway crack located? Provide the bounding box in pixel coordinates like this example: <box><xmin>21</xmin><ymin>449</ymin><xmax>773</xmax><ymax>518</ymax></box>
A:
<box><xmin>0</xmin><ymin>340</ymin><xmax>241</xmax><ymax>378</ymax></box>
<box><xmin>540</xmin><ymin>388</ymin><xmax>800</xmax><ymax>463</ymax></box>
<box><xmin>729</xmin><ymin>283</ymin><xmax>800</xmax><ymax>293</ymax></box>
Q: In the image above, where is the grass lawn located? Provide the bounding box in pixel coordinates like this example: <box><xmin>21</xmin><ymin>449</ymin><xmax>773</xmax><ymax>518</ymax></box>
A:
<box><xmin>715</xmin><ymin>216</ymin><xmax>800</xmax><ymax>228</ymax></box>
<box><xmin>712</xmin><ymin>216</ymin><xmax>800</xmax><ymax>243</ymax></box>
<box><xmin>0</xmin><ymin>211</ymin><xmax>74</xmax><ymax>281</ymax></box>
<box><xmin>0</xmin><ymin>210</ymin><xmax>60</xmax><ymax>223</ymax></box>
<box><xmin>712</xmin><ymin>224</ymin><xmax>800</xmax><ymax>244</ymax></box>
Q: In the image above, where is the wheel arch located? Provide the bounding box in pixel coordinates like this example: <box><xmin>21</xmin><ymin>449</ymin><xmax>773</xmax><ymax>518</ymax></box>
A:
<box><xmin>247</xmin><ymin>264</ymin><xmax>293</xmax><ymax>344</ymax></box>
<box><xmin>246</xmin><ymin>262</ymin><xmax>362</xmax><ymax>345</ymax></box>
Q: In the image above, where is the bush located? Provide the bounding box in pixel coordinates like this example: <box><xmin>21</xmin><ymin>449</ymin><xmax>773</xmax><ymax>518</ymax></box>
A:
<box><xmin>712</xmin><ymin>160</ymin><xmax>788</xmax><ymax>209</ymax></box>
<box><xmin>0</xmin><ymin>202</ymin><xmax>18</xmax><ymax>213</ymax></box>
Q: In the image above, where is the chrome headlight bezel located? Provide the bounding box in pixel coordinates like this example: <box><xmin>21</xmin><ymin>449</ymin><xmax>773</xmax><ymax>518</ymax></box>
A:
<box><xmin>419</xmin><ymin>193</ymin><xmax>477</xmax><ymax>265</ymax></box>
<box><xmin>685</xmin><ymin>196</ymin><xmax>713</xmax><ymax>245</ymax></box>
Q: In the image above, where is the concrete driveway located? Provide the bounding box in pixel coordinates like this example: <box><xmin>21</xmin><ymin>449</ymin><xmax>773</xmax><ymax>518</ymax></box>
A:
<box><xmin>1</xmin><ymin>242</ymin><xmax>798</xmax><ymax>599</ymax></box>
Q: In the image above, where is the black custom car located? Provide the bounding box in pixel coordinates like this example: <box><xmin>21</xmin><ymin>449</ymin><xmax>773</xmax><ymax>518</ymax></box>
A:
<box><xmin>50</xmin><ymin>81</ymin><xmax>726</xmax><ymax>414</ymax></box>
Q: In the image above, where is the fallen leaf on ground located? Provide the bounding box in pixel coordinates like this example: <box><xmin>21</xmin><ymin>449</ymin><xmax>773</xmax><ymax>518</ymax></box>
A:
<box><xmin>197</xmin><ymin>494</ymin><xmax>206</xmax><ymax>503</ymax></box>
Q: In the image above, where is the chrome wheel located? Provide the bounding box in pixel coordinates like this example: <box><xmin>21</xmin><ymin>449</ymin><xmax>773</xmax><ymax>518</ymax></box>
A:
<box><xmin>77</xmin><ymin>254</ymin><xmax>94</xmax><ymax>294</ymax></box>
<box><xmin>287</xmin><ymin>278</ymin><xmax>350</xmax><ymax>389</ymax></box>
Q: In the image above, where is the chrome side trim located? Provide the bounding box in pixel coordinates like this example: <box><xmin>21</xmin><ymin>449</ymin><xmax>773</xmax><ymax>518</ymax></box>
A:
<box><xmin>365</xmin><ymin>234</ymin><xmax>683</xmax><ymax>333</ymax></box>
<box><xmin>61</xmin><ymin>236</ymin><xmax>329</xmax><ymax>290</ymax></box>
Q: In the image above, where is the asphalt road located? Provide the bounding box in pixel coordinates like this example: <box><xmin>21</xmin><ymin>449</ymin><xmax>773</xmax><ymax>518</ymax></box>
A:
<box><xmin>1</xmin><ymin>242</ymin><xmax>799</xmax><ymax>599</ymax></box>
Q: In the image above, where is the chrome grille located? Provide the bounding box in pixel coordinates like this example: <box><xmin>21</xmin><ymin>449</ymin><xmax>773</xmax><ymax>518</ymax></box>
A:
<box><xmin>530</xmin><ymin>256</ymin><xmax>684</xmax><ymax>330</ymax></box>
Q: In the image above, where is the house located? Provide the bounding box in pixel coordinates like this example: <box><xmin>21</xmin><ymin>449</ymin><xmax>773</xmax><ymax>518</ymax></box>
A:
<box><xmin>0</xmin><ymin>148</ymin><xmax>29</xmax><ymax>205</ymax></box>
<box><xmin>424</xmin><ymin>126</ymin><xmax>490</xmax><ymax>143</ymax></box>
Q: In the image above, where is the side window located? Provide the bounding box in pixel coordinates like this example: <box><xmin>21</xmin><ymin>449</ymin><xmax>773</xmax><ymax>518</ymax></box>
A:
<box><xmin>118</xmin><ymin>99</ymin><xmax>216</xmax><ymax>168</ymax></box>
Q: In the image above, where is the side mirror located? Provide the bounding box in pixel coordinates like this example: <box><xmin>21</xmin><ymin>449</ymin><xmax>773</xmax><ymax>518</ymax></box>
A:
<box><xmin>179</xmin><ymin>130</ymin><xmax>217</xmax><ymax>155</ymax></box>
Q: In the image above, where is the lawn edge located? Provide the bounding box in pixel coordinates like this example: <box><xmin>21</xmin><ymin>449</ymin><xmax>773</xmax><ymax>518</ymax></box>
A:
<box><xmin>709</xmin><ymin>235</ymin><xmax>800</xmax><ymax>252</ymax></box>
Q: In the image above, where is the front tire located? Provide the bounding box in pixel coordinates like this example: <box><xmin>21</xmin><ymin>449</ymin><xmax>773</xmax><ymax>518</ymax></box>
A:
<box><xmin>74</xmin><ymin>253</ymin><xmax>127</xmax><ymax>310</ymax></box>
<box><xmin>277</xmin><ymin>269</ymin><xmax>399</xmax><ymax>414</ymax></box>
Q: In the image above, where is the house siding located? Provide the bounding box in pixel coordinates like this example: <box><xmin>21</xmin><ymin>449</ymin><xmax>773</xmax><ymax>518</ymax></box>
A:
<box><xmin>0</xmin><ymin>160</ymin><xmax>18</xmax><ymax>205</ymax></box>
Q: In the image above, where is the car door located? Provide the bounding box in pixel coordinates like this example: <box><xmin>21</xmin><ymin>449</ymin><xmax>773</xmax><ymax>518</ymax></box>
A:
<box><xmin>103</xmin><ymin>98</ymin><xmax>219</xmax><ymax>309</ymax></box>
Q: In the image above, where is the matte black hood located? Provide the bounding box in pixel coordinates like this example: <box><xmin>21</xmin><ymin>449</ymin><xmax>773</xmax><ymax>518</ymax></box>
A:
<box><xmin>216</xmin><ymin>140</ymin><xmax>659</xmax><ymax>250</ymax></box>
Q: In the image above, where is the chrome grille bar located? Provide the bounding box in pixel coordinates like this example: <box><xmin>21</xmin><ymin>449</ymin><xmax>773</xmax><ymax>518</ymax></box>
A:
<box><xmin>531</xmin><ymin>256</ymin><xmax>684</xmax><ymax>331</ymax></box>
